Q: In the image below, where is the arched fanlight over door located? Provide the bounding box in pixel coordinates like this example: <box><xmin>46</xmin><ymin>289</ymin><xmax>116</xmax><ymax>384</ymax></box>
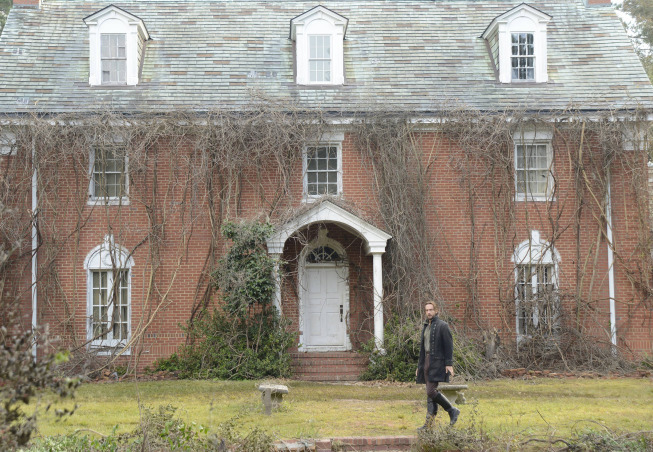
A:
<box><xmin>306</xmin><ymin>245</ymin><xmax>343</xmax><ymax>264</ymax></box>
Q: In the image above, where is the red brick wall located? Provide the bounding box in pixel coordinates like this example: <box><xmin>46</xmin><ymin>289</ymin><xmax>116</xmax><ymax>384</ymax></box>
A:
<box><xmin>2</xmin><ymin>128</ymin><xmax>651</xmax><ymax>373</ymax></box>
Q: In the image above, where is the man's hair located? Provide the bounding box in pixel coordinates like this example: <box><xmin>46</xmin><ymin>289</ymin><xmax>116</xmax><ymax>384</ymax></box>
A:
<box><xmin>424</xmin><ymin>301</ymin><xmax>436</xmax><ymax>310</ymax></box>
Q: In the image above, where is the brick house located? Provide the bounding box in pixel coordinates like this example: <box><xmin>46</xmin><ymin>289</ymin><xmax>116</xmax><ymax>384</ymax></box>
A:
<box><xmin>1</xmin><ymin>0</ymin><xmax>652</xmax><ymax>380</ymax></box>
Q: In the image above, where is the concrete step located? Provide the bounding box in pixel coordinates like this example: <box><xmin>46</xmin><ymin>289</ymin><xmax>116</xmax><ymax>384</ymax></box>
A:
<box><xmin>274</xmin><ymin>436</ymin><xmax>415</xmax><ymax>451</ymax></box>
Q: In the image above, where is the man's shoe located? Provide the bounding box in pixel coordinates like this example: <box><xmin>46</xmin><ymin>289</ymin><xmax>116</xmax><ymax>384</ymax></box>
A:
<box><xmin>447</xmin><ymin>407</ymin><xmax>460</xmax><ymax>426</ymax></box>
<box><xmin>417</xmin><ymin>398</ymin><xmax>437</xmax><ymax>431</ymax></box>
<box><xmin>417</xmin><ymin>415</ymin><xmax>433</xmax><ymax>432</ymax></box>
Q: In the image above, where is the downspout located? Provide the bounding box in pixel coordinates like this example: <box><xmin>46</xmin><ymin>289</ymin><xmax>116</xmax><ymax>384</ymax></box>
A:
<box><xmin>605</xmin><ymin>167</ymin><xmax>617</xmax><ymax>353</ymax></box>
<box><xmin>31</xmin><ymin>136</ymin><xmax>38</xmax><ymax>359</ymax></box>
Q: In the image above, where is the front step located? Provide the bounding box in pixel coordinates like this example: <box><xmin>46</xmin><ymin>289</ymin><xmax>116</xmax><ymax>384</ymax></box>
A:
<box><xmin>291</xmin><ymin>351</ymin><xmax>368</xmax><ymax>381</ymax></box>
<box><xmin>274</xmin><ymin>436</ymin><xmax>415</xmax><ymax>451</ymax></box>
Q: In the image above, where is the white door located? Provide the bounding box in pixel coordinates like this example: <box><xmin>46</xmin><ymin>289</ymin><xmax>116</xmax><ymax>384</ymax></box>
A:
<box><xmin>304</xmin><ymin>265</ymin><xmax>347</xmax><ymax>348</ymax></box>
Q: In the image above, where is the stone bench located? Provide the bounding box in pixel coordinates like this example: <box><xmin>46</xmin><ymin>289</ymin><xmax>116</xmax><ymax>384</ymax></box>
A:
<box><xmin>258</xmin><ymin>384</ymin><xmax>289</xmax><ymax>415</ymax></box>
<box><xmin>439</xmin><ymin>384</ymin><xmax>468</xmax><ymax>405</ymax></box>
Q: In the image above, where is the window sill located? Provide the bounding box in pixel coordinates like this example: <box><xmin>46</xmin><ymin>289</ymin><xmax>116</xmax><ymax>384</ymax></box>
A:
<box><xmin>295</xmin><ymin>83</ymin><xmax>345</xmax><ymax>89</ymax></box>
<box><xmin>514</xmin><ymin>195</ymin><xmax>555</xmax><ymax>203</ymax></box>
<box><xmin>89</xmin><ymin>343</ymin><xmax>131</xmax><ymax>355</ymax></box>
<box><xmin>88</xmin><ymin>197</ymin><xmax>131</xmax><ymax>206</ymax></box>
<box><xmin>302</xmin><ymin>194</ymin><xmax>343</xmax><ymax>204</ymax></box>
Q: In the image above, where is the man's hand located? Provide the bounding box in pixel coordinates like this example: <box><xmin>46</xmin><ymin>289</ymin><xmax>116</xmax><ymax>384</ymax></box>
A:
<box><xmin>446</xmin><ymin>366</ymin><xmax>454</xmax><ymax>377</ymax></box>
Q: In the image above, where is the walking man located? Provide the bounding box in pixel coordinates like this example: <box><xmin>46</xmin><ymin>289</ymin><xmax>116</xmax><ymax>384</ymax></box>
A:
<box><xmin>416</xmin><ymin>301</ymin><xmax>460</xmax><ymax>429</ymax></box>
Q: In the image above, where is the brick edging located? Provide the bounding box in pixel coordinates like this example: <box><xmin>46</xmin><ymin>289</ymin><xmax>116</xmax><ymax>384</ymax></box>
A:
<box><xmin>274</xmin><ymin>435</ymin><xmax>416</xmax><ymax>451</ymax></box>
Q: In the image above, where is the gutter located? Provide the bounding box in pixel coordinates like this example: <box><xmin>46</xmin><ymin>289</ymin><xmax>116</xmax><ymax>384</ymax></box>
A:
<box><xmin>606</xmin><ymin>167</ymin><xmax>617</xmax><ymax>352</ymax></box>
<box><xmin>31</xmin><ymin>136</ymin><xmax>37</xmax><ymax>359</ymax></box>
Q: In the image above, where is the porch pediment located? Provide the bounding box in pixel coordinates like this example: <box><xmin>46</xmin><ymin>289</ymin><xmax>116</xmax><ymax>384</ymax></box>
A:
<box><xmin>267</xmin><ymin>201</ymin><xmax>391</xmax><ymax>255</ymax></box>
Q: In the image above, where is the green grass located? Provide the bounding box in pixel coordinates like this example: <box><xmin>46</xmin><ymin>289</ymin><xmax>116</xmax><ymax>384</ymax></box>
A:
<box><xmin>31</xmin><ymin>378</ymin><xmax>653</xmax><ymax>442</ymax></box>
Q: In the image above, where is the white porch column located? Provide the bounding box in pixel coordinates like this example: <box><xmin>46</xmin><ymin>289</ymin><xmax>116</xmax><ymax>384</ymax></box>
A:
<box><xmin>372</xmin><ymin>252</ymin><xmax>384</xmax><ymax>351</ymax></box>
<box><xmin>270</xmin><ymin>253</ymin><xmax>282</xmax><ymax>315</ymax></box>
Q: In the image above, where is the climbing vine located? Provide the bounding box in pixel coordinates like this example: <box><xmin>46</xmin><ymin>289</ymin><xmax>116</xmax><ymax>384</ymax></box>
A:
<box><xmin>0</xmin><ymin>97</ymin><xmax>651</xmax><ymax>376</ymax></box>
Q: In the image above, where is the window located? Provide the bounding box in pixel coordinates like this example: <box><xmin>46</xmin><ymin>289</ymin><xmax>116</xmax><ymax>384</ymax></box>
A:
<box><xmin>91</xmin><ymin>269</ymin><xmax>129</xmax><ymax>342</ymax></box>
<box><xmin>513</xmin><ymin>231</ymin><xmax>559</xmax><ymax>338</ymax></box>
<box><xmin>90</xmin><ymin>146</ymin><xmax>128</xmax><ymax>202</ymax></box>
<box><xmin>101</xmin><ymin>34</ymin><xmax>127</xmax><ymax>84</ymax></box>
<box><xmin>481</xmin><ymin>4</ymin><xmax>551</xmax><ymax>84</ymax></box>
<box><xmin>511</xmin><ymin>33</ymin><xmax>534</xmax><ymax>81</ymax></box>
<box><xmin>309</xmin><ymin>35</ymin><xmax>331</xmax><ymax>83</ymax></box>
<box><xmin>515</xmin><ymin>143</ymin><xmax>552</xmax><ymax>199</ymax></box>
<box><xmin>303</xmin><ymin>142</ymin><xmax>342</xmax><ymax>198</ymax></box>
<box><xmin>306</xmin><ymin>246</ymin><xmax>343</xmax><ymax>263</ymax></box>
<box><xmin>516</xmin><ymin>263</ymin><xmax>557</xmax><ymax>336</ymax></box>
<box><xmin>514</xmin><ymin>128</ymin><xmax>554</xmax><ymax>201</ymax></box>
<box><xmin>291</xmin><ymin>6</ymin><xmax>348</xmax><ymax>86</ymax></box>
<box><xmin>0</xmin><ymin>131</ymin><xmax>16</xmax><ymax>156</ymax></box>
<box><xmin>84</xmin><ymin>5</ymin><xmax>149</xmax><ymax>86</ymax></box>
<box><xmin>84</xmin><ymin>236</ymin><xmax>134</xmax><ymax>349</ymax></box>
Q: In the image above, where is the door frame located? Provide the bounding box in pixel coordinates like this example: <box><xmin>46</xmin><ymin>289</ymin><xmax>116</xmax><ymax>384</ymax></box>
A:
<box><xmin>298</xmin><ymin>232</ymin><xmax>351</xmax><ymax>352</ymax></box>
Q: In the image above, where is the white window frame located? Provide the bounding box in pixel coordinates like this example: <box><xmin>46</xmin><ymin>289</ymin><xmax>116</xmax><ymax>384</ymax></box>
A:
<box><xmin>513</xmin><ymin>128</ymin><xmax>554</xmax><ymax>202</ymax></box>
<box><xmin>481</xmin><ymin>4</ymin><xmax>550</xmax><ymax>84</ymax></box>
<box><xmin>84</xmin><ymin>235</ymin><xmax>134</xmax><ymax>352</ymax></box>
<box><xmin>511</xmin><ymin>32</ymin><xmax>535</xmax><ymax>81</ymax></box>
<box><xmin>302</xmin><ymin>136</ymin><xmax>343</xmax><ymax>201</ymax></box>
<box><xmin>0</xmin><ymin>131</ymin><xmax>17</xmax><ymax>156</ymax></box>
<box><xmin>88</xmin><ymin>143</ymin><xmax>130</xmax><ymax>205</ymax></box>
<box><xmin>100</xmin><ymin>33</ymin><xmax>127</xmax><ymax>84</ymax></box>
<box><xmin>308</xmin><ymin>34</ymin><xmax>333</xmax><ymax>83</ymax></box>
<box><xmin>291</xmin><ymin>6</ymin><xmax>347</xmax><ymax>86</ymax></box>
<box><xmin>84</xmin><ymin>5</ymin><xmax>149</xmax><ymax>87</ymax></box>
<box><xmin>512</xmin><ymin>230</ymin><xmax>560</xmax><ymax>340</ymax></box>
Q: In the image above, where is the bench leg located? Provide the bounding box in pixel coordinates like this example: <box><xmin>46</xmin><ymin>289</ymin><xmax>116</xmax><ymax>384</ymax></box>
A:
<box><xmin>263</xmin><ymin>389</ymin><xmax>272</xmax><ymax>415</ymax></box>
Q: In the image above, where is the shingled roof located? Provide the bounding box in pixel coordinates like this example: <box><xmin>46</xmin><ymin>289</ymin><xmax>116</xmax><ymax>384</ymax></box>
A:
<box><xmin>1</xmin><ymin>0</ymin><xmax>652</xmax><ymax>114</ymax></box>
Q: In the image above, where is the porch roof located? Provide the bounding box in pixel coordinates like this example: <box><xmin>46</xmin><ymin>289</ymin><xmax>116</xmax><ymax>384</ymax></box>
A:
<box><xmin>267</xmin><ymin>201</ymin><xmax>391</xmax><ymax>255</ymax></box>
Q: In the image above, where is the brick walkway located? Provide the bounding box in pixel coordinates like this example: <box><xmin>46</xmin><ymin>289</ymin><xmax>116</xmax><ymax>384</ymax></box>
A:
<box><xmin>274</xmin><ymin>435</ymin><xmax>415</xmax><ymax>451</ymax></box>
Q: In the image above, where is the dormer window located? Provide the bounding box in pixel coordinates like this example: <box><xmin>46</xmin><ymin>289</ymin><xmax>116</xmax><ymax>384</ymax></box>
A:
<box><xmin>511</xmin><ymin>33</ymin><xmax>534</xmax><ymax>81</ymax></box>
<box><xmin>290</xmin><ymin>6</ymin><xmax>348</xmax><ymax>86</ymax></box>
<box><xmin>101</xmin><ymin>34</ymin><xmax>127</xmax><ymax>84</ymax></box>
<box><xmin>482</xmin><ymin>4</ymin><xmax>551</xmax><ymax>84</ymax></box>
<box><xmin>84</xmin><ymin>6</ymin><xmax>150</xmax><ymax>86</ymax></box>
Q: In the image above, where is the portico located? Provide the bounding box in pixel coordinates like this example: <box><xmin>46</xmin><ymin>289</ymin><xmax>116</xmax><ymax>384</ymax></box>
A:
<box><xmin>267</xmin><ymin>201</ymin><xmax>391</xmax><ymax>351</ymax></box>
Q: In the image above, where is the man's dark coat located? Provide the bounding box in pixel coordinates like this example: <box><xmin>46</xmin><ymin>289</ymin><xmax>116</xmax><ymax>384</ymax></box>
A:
<box><xmin>416</xmin><ymin>316</ymin><xmax>454</xmax><ymax>384</ymax></box>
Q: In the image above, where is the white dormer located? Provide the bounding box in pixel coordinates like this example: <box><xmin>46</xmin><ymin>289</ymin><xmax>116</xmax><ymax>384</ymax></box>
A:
<box><xmin>482</xmin><ymin>4</ymin><xmax>551</xmax><ymax>84</ymax></box>
<box><xmin>84</xmin><ymin>5</ymin><xmax>150</xmax><ymax>86</ymax></box>
<box><xmin>290</xmin><ymin>6</ymin><xmax>348</xmax><ymax>86</ymax></box>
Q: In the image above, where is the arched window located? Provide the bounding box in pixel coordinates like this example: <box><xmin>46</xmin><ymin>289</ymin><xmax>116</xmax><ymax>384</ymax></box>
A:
<box><xmin>84</xmin><ymin>236</ymin><xmax>133</xmax><ymax>348</ymax></box>
<box><xmin>512</xmin><ymin>230</ymin><xmax>559</xmax><ymax>337</ymax></box>
<box><xmin>306</xmin><ymin>245</ymin><xmax>343</xmax><ymax>263</ymax></box>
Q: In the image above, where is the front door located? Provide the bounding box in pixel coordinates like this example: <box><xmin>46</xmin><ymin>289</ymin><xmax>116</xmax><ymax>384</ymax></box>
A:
<box><xmin>303</xmin><ymin>265</ymin><xmax>348</xmax><ymax>348</ymax></box>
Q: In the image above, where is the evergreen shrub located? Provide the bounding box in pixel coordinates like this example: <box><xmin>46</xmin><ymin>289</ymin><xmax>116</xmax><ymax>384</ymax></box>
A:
<box><xmin>156</xmin><ymin>221</ymin><xmax>295</xmax><ymax>380</ymax></box>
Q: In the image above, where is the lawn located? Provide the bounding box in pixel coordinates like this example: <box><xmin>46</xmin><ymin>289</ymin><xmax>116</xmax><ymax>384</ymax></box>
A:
<box><xmin>33</xmin><ymin>378</ymin><xmax>653</xmax><ymax>442</ymax></box>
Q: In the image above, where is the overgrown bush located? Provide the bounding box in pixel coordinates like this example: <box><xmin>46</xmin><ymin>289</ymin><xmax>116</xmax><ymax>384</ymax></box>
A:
<box><xmin>1</xmin><ymin>327</ymin><xmax>80</xmax><ymax>449</ymax></box>
<box><xmin>360</xmin><ymin>315</ymin><xmax>420</xmax><ymax>381</ymax></box>
<box><xmin>156</xmin><ymin>220</ymin><xmax>295</xmax><ymax>379</ymax></box>
<box><xmin>563</xmin><ymin>429</ymin><xmax>653</xmax><ymax>452</ymax></box>
<box><xmin>159</xmin><ymin>305</ymin><xmax>295</xmax><ymax>379</ymax></box>
<box><xmin>27</xmin><ymin>405</ymin><xmax>275</xmax><ymax>452</ymax></box>
<box><xmin>361</xmin><ymin>315</ymin><xmax>486</xmax><ymax>381</ymax></box>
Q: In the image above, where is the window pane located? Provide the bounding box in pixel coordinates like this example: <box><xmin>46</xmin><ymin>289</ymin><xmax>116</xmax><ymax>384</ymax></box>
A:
<box><xmin>100</xmin><ymin>34</ymin><xmax>127</xmax><ymax>84</ymax></box>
